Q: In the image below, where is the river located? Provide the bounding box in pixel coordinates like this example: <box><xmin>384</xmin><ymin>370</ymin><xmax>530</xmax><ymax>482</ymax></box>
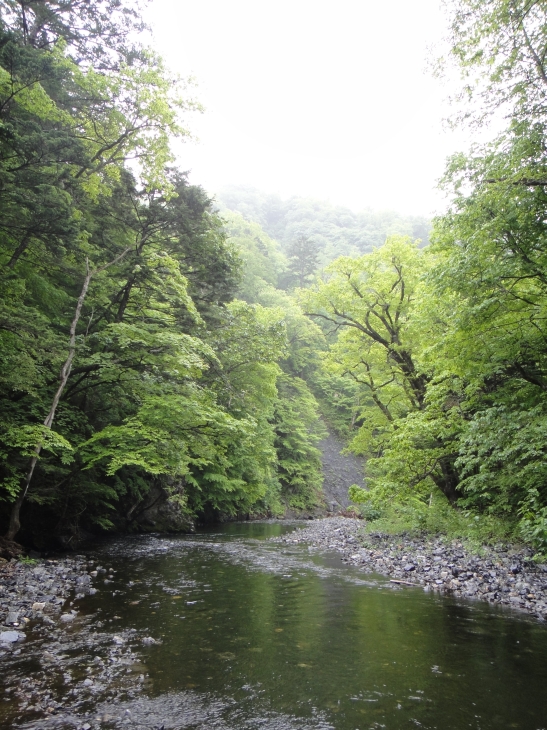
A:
<box><xmin>4</xmin><ymin>522</ymin><xmax>547</xmax><ymax>729</ymax></box>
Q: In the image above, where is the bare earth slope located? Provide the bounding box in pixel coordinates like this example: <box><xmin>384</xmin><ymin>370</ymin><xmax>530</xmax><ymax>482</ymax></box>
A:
<box><xmin>318</xmin><ymin>429</ymin><xmax>365</xmax><ymax>510</ymax></box>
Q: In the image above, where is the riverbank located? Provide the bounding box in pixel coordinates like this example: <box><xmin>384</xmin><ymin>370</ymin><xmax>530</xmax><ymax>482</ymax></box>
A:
<box><xmin>0</xmin><ymin>554</ymin><xmax>95</xmax><ymax>656</ymax></box>
<box><xmin>272</xmin><ymin>516</ymin><xmax>547</xmax><ymax>620</ymax></box>
<box><xmin>0</xmin><ymin>555</ymin><xmax>149</xmax><ymax>725</ymax></box>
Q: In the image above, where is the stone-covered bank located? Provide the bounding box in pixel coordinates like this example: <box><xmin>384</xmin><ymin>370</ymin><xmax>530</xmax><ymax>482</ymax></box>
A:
<box><xmin>273</xmin><ymin>516</ymin><xmax>547</xmax><ymax>621</ymax></box>
<box><xmin>0</xmin><ymin>556</ymin><xmax>151</xmax><ymax>726</ymax></box>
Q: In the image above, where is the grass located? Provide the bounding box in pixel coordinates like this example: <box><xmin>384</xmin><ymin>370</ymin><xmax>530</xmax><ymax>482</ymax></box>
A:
<box><xmin>358</xmin><ymin>497</ymin><xmax>518</xmax><ymax>553</ymax></box>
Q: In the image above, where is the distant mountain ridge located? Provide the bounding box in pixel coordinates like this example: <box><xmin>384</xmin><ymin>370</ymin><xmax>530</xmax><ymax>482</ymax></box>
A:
<box><xmin>214</xmin><ymin>184</ymin><xmax>430</xmax><ymax>265</ymax></box>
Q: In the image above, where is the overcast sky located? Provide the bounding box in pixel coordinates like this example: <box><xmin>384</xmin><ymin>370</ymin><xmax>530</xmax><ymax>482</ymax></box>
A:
<box><xmin>144</xmin><ymin>0</ymin><xmax>471</xmax><ymax>217</ymax></box>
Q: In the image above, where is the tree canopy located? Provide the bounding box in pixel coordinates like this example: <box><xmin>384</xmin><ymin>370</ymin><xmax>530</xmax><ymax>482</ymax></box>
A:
<box><xmin>0</xmin><ymin>0</ymin><xmax>328</xmax><ymax>545</ymax></box>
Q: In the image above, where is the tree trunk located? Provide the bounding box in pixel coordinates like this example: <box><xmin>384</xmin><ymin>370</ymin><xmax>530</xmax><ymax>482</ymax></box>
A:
<box><xmin>431</xmin><ymin>457</ymin><xmax>462</xmax><ymax>505</ymax></box>
<box><xmin>5</xmin><ymin>249</ymin><xmax>130</xmax><ymax>540</ymax></box>
<box><xmin>6</xmin><ymin>232</ymin><xmax>31</xmax><ymax>269</ymax></box>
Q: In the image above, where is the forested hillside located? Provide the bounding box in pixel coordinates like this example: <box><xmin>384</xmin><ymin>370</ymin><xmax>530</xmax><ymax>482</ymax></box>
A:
<box><xmin>298</xmin><ymin>0</ymin><xmax>547</xmax><ymax>554</ymax></box>
<box><xmin>3</xmin><ymin>0</ymin><xmax>547</xmax><ymax>559</ymax></box>
<box><xmin>0</xmin><ymin>0</ymin><xmax>327</xmax><ymax>549</ymax></box>
<box><xmin>217</xmin><ymin>2</ymin><xmax>547</xmax><ymax>555</ymax></box>
<box><xmin>215</xmin><ymin>185</ymin><xmax>431</xmax><ymax>267</ymax></box>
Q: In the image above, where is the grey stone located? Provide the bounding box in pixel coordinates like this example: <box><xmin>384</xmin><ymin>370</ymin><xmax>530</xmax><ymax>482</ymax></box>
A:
<box><xmin>0</xmin><ymin>630</ymin><xmax>20</xmax><ymax>643</ymax></box>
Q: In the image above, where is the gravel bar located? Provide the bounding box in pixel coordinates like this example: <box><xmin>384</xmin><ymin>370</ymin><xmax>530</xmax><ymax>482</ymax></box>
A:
<box><xmin>0</xmin><ymin>556</ymin><xmax>149</xmax><ymax>728</ymax></box>
<box><xmin>0</xmin><ymin>554</ymin><xmax>98</xmax><ymax>652</ymax></box>
<box><xmin>273</xmin><ymin>516</ymin><xmax>547</xmax><ymax>621</ymax></box>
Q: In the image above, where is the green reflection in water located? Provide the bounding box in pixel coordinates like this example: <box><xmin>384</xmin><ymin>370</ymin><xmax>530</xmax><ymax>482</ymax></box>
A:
<box><xmin>89</xmin><ymin>523</ymin><xmax>547</xmax><ymax>729</ymax></box>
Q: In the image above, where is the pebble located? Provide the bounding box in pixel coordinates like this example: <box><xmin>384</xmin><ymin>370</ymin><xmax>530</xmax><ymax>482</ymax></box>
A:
<box><xmin>1</xmin><ymin>557</ymin><xmax>97</xmax><ymax>632</ymax></box>
<box><xmin>272</xmin><ymin>517</ymin><xmax>547</xmax><ymax>620</ymax></box>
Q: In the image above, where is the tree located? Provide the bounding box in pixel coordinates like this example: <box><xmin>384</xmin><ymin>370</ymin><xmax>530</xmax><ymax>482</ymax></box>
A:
<box><xmin>215</xmin><ymin>185</ymin><xmax>431</xmax><ymax>264</ymax></box>
<box><xmin>5</xmin><ymin>247</ymin><xmax>130</xmax><ymax>540</ymax></box>
<box><xmin>423</xmin><ymin>0</ymin><xmax>547</xmax><ymax>548</ymax></box>
<box><xmin>441</xmin><ymin>0</ymin><xmax>547</xmax><ymax>127</ymax></box>
<box><xmin>1</xmin><ymin>0</ymin><xmax>146</xmax><ymax>68</ymax></box>
<box><xmin>0</xmin><ymin>0</ymin><xmax>263</xmax><ymax>542</ymax></box>
<box><xmin>302</xmin><ymin>236</ymin><xmax>462</xmax><ymax>504</ymax></box>
<box><xmin>428</xmin><ymin>126</ymin><xmax>547</xmax><ymax>542</ymax></box>
<box><xmin>273</xmin><ymin>374</ymin><xmax>325</xmax><ymax>511</ymax></box>
<box><xmin>285</xmin><ymin>235</ymin><xmax>320</xmax><ymax>288</ymax></box>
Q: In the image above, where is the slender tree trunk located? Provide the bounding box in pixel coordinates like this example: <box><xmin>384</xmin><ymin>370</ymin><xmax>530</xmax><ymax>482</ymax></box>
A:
<box><xmin>6</xmin><ymin>249</ymin><xmax>130</xmax><ymax>540</ymax></box>
<box><xmin>6</xmin><ymin>232</ymin><xmax>31</xmax><ymax>269</ymax></box>
<box><xmin>115</xmin><ymin>277</ymin><xmax>135</xmax><ymax>322</ymax></box>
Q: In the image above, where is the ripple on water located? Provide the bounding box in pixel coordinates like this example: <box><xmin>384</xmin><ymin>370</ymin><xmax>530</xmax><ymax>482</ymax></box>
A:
<box><xmin>4</xmin><ymin>524</ymin><xmax>547</xmax><ymax>730</ymax></box>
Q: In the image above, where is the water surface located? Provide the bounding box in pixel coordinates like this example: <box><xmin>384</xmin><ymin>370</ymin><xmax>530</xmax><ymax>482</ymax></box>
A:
<box><xmin>90</xmin><ymin>523</ymin><xmax>547</xmax><ymax>729</ymax></box>
<box><xmin>6</xmin><ymin>522</ymin><xmax>547</xmax><ymax>729</ymax></box>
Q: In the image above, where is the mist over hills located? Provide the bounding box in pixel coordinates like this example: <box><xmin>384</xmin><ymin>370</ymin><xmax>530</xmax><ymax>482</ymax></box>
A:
<box><xmin>214</xmin><ymin>184</ymin><xmax>431</xmax><ymax>265</ymax></box>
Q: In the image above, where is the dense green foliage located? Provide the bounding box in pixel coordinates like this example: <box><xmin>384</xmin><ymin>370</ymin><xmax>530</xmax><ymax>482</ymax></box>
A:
<box><xmin>222</xmin><ymin>213</ymin><xmax>327</xmax><ymax>511</ymax></box>
<box><xmin>215</xmin><ymin>185</ymin><xmax>431</xmax><ymax>270</ymax></box>
<box><xmin>6</xmin><ymin>0</ymin><xmax>547</xmax><ymax>556</ymax></box>
<box><xmin>0</xmin><ymin>0</ymin><xmax>326</xmax><ymax>545</ymax></box>
<box><xmin>299</xmin><ymin>0</ymin><xmax>547</xmax><ymax>553</ymax></box>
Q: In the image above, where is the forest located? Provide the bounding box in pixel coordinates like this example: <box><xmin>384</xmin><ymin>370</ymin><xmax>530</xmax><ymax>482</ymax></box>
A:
<box><xmin>2</xmin><ymin>0</ymin><xmax>547</xmax><ymax>559</ymax></box>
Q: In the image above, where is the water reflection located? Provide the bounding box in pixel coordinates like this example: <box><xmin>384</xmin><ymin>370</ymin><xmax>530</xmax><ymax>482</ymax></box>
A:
<box><xmin>6</xmin><ymin>522</ymin><xmax>547</xmax><ymax>729</ymax></box>
<box><xmin>82</xmin><ymin>523</ymin><xmax>547</xmax><ymax>730</ymax></box>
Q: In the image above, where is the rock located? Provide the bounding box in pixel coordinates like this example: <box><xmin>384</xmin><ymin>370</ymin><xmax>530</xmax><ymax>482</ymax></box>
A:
<box><xmin>6</xmin><ymin>611</ymin><xmax>19</xmax><ymax>625</ymax></box>
<box><xmin>0</xmin><ymin>631</ymin><xmax>21</xmax><ymax>643</ymax></box>
<box><xmin>60</xmin><ymin>613</ymin><xmax>75</xmax><ymax>622</ymax></box>
<box><xmin>403</xmin><ymin>563</ymin><xmax>415</xmax><ymax>572</ymax></box>
<box><xmin>133</xmin><ymin>481</ymin><xmax>195</xmax><ymax>533</ymax></box>
<box><xmin>113</xmin><ymin>635</ymin><xmax>124</xmax><ymax>645</ymax></box>
<box><xmin>0</xmin><ymin>537</ymin><xmax>24</xmax><ymax>560</ymax></box>
<box><xmin>32</xmin><ymin>602</ymin><xmax>46</xmax><ymax>611</ymax></box>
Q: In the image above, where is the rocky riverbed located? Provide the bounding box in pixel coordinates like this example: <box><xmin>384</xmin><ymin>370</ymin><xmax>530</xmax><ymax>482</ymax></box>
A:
<box><xmin>273</xmin><ymin>516</ymin><xmax>547</xmax><ymax>621</ymax></box>
<box><xmin>0</xmin><ymin>556</ymin><xmax>156</xmax><ymax>728</ymax></box>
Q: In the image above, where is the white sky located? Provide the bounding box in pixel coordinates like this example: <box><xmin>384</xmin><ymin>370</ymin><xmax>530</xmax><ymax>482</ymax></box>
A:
<box><xmin>144</xmin><ymin>0</ymin><xmax>472</xmax><ymax>217</ymax></box>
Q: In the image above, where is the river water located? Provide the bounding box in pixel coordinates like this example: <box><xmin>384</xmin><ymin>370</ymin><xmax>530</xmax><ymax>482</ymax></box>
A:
<box><xmin>5</xmin><ymin>522</ymin><xmax>547</xmax><ymax>729</ymax></box>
